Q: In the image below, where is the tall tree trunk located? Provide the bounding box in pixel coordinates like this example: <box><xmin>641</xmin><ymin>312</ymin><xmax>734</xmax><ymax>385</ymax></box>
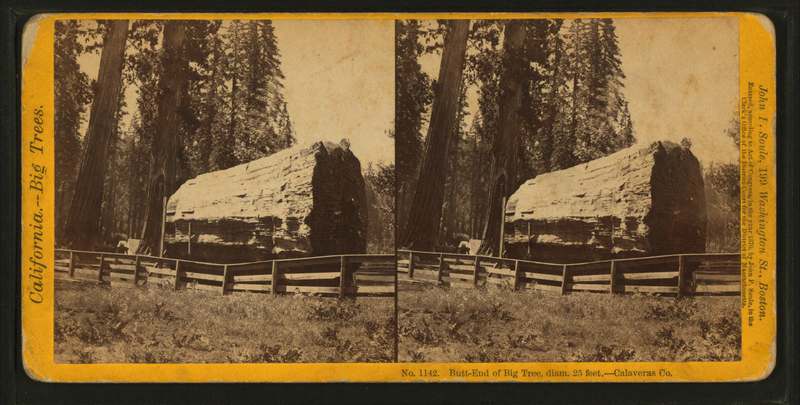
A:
<box><xmin>63</xmin><ymin>20</ymin><xmax>129</xmax><ymax>250</ymax></box>
<box><xmin>478</xmin><ymin>21</ymin><xmax>527</xmax><ymax>256</ymax></box>
<box><xmin>571</xmin><ymin>74</ymin><xmax>579</xmax><ymax>156</ymax></box>
<box><xmin>221</xmin><ymin>25</ymin><xmax>240</xmax><ymax>170</ymax></box>
<box><xmin>128</xmin><ymin>138</ymin><xmax>137</xmax><ymax>238</ymax></box>
<box><xmin>438</xmin><ymin>154</ymin><xmax>457</xmax><ymax>246</ymax></box>
<box><xmin>228</xmin><ymin>73</ymin><xmax>238</xmax><ymax>151</ymax></box>
<box><xmin>102</xmin><ymin>90</ymin><xmax>126</xmax><ymax>242</ymax></box>
<box><xmin>397</xmin><ymin>178</ymin><xmax>415</xmax><ymax>245</ymax></box>
<box><xmin>469</xmin><ymin>129</ymin><xmax>481</xmax><ymax>239</ymax></box>
<box><xmin>440</xmin><ymin>82</ymin><xmax>468</xmax><ymax>246</ymax></box>
<box><xmin>138</xmin><ymin>21</ymin><xmax>187</xmax><ymax>255</ymax></box>
<box><xmin>102</xmin><ymin>163</ymin><xmax>115</xmax><ymax>241</ymax></box>
<box><xmin>400</xmin><ymin>20</ymin><xmax>470</xmax><ymax>251</ymax></box>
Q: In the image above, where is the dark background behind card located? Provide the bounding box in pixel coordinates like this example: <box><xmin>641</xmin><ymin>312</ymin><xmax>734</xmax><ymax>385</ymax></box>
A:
<box><xmin>2</xmin><ymin>0</ymin><xmax>798</xmax><ymax>403</ymax></box>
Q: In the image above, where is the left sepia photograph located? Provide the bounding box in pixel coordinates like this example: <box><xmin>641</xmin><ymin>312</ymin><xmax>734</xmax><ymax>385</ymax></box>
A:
<box><xmin>52</xmin><ymin>18</ymin><xmax>396</xmax><ymax>364</ymax></box>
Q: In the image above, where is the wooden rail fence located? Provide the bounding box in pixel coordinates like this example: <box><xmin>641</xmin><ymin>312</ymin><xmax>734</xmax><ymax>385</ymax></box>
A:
<box><xmin>55</xmin><ymin>249</ymin><xmax>395</xmax><ymax>298</ymax></box>
<box><xmin>397</xmin><ymin>250</ymin><xmax>740</xmax><ymax>297</ymax></box>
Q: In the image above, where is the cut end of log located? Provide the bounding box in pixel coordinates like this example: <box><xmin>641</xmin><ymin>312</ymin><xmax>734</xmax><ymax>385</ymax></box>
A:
<box><xmin>165</xmin><ymin>141</ymin><xmax>367</xmax><ymax>262</ymax></box>
<box><xmin>505</xmin><ymin>141</ymin><xmax>707</xmax><ymax>263</ymax></box>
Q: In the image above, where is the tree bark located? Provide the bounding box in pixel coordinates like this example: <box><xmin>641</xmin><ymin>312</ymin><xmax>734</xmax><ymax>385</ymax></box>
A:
<box><xmin>63</xmin><ymin>20</ymin><xmax>129</xmax><ymax>250</ymax></box>
<box><xmin>478</xmin><ymin>21</ymin><xmax>527</xmax><ymax>256</ymax></box>
<box><xmin>469</xmin><ymin>128</ymin><xmax>483</xmax><ymax>239</ymax></box>
<box><xmin>101</xmin><ymin>90</ymin><xmax>126</xmax><ymax>241</ymax></box>
<box><xmin>400</xmin><ymin>20</ymin><xmax>470</xmax><ymax>251</ymax></box>
<box><xmin>137</xmin><ymin>21</ymin><xmax>187</xmax><ymax>255</ymax></box>
<box><xmin>438</xmin><ymin>152</ymin><xmax>457</xmax><ymax>246</ymax></box>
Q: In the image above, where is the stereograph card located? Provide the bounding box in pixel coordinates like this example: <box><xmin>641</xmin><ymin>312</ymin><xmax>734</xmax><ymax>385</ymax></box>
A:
<box><xmin>19</xmin><ymin>12</ymin><xmax>776</xmax><ymax>382</ymax></box>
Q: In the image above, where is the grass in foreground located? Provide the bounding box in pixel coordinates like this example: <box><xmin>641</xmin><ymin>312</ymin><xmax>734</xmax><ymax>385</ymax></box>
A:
<box><xmin>54</xmin><ymin>280</ymin><xmax>395</xmax><ymax>364</ymax></box>
<box><xmin>398</xmin><ymin>283</ymin><xmax>741</xmax><ymax>363</ymax></box>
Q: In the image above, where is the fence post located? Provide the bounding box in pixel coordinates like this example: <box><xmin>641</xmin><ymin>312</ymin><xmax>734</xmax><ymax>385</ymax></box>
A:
<box><xmin>609</xmin><ymin>260</ymin><xmax>617</xmax><ymax>294</ymax></box>
<box><xmin>513</xmin><ymin>260</ymin><xmax>520</xmax><ymax>291</ymax></box>
<box><xmin>560</xmin><ymin>264</ymin><xmax>569</xmax><ymax>295</ymax></box>
<box><xmin>98</xmin><ymin>253</ymin><xmax>105</xmax><ymax>282</ymax></box>
<box><xmin>437</xmin><ymin>254</ymin><xmax>445</xmax><ymax>284</ymax></box>
<box><xmin>159</xmin><ymin>196</ymin><xmax>167</xmax><ymax>257</ymax></box>
<box><xmin>499</xmin><ymin>197</ymin><xmax>506</xmax><ymax>257</ymax></box>
<box><xmin>68</xmin><ymin>251</ymin><xmax>75</xmax><ymax>278</ymax></box>
<box><xmin>187</xmin><ymin>221</ymin><xmax>192</xmax><ymax>257</ymax></box>
<box><xmin>678</xmin><ymin>255</ymin><xmax>685</xmax><ymax>297</ymax></box>
<box><xmin>173</xmin><ymin>260</ymin><xmax>182</xmax><ymax>291</ymax></box>
<box><xmin>473</xmin><ymin>256</ymin><xmax>480</xmax><ymax>287</ymax></box>
<box><xmin>527</xmin><ymin>223</ymin><xmax>531</xmax><ymax>255</ymax></box>
<box><xmin>339</xmin><ymin>256</ymin><xmax>347</xmax><ymax>298</ymax></box>
<box><xmin>220</xmin><ymin>264</ymin><xmax>229</xmax><ymax>296</ymax></box>
<box><xmin>271</xmin><ymin>261</ymin><xmax>279</xmax><ymax>295</ymax></box>
<box><xmin>408</xmin><ymin>252</ymin><xmax>415</xmax><ymax>279</ymax></box>
<box><xmin>132</xmin><ymin>255</ymin><xmax>141</xmax><ymax>287</ymax></box>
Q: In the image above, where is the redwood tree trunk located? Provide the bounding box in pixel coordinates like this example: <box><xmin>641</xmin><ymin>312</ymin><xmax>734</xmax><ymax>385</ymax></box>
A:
<box><xmin>478</xmin><ymin>21</ymin><xmax>527</xmax><ymax>256</ymax></box>
<box><xmin>400</xmin><ymin>20</ymin><xmax>470</xmax><ymax>251</ymax></box>
<box><xmin>102</xmin><ymin>95</ymin><xmax>124</xmax><ymax>241</ymax></box>
<box><xmin>438</xmin><ymin>152</ymin><xmax>457</xmax><ymax>246</ymax></box>
<box><xmin>138</xmin><ymin>21</ymin><xmax>187</xmax><ymax>255</ymax></box>
<box><xmin>470</xmin><ymin>129</ymin><xmax>483</xmax><ymax>239</ymax></box>
<box><xmin>63</xmin><ymin>20</ymin><xmax>129</xmax><ymax>250</ymax></box>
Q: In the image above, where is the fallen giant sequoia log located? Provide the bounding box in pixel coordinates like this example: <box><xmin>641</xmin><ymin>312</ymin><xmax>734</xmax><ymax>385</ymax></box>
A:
<box><xmin>505</xmin><ymin>141</ymin><xmax>707</xmax><ymax>263</ymax></box>
<box><xmin>165</xmin><ymin>141</ymin><xmax>367</xmax><ymax>263</ymax></box>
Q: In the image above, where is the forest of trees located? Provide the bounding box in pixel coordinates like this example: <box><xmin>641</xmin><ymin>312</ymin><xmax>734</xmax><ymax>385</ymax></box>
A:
<box><xmin>364</xmin><ymin>161</ymin><xmax>396</xmax><ymax>254</ymax></box>
<box><xmin>55</xmin><ymin>20</ymin><xmax>295</xmax><ymax>252</ymax></box>
<box><xmin>54</xmin><ymin>18</ymin><xmax>736</xmax><ymax>257</ymax></box>
<box><xmin>397</xmin><ymin>19</ymin><xmax>636</xmax><ymax>253</ymax></box>
<box><xmin>703</xmin><ymin>111</ymin><xmax>741</xmax><ymax>253</ymax></box>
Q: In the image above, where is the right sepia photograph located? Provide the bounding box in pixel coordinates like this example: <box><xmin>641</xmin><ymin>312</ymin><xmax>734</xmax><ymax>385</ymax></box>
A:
<box><xmin>396</xmin><ymin>18</ymin><xmax>742</xmax><ymax>363</ymax></box>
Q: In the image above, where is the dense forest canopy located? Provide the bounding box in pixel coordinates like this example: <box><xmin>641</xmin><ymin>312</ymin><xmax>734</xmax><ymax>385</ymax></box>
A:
<box><xmin>54</xmin><ymin>18</ymin><xmax>734</xmax><ymax>256</ymax></box>
<box><xmin>397</xmin><ymin>18</ymin><xmax>739</xmax><ymax>254</ymax></box>
<box><xmin>397</xmin><ymin>19</ymin><xmax>636</xmax><ymax>251</ymax></box>
<box><xmin>56</xmin><ymin>20</ymin><xmax>295</xmax><ymax>250</ymax></box>
<box><xmin>56</xmin><ymin>19</ymin><xmax>395</xmax><ymax>255</ymax></box>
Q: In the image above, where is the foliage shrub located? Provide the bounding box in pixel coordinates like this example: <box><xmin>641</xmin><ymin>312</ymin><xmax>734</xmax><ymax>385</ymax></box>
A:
<box><xmin>399</xmin><ymin>284</ymin><xmax>741</xmax><ymax>363</ymax></box>
<box><xmin>54</xmin><ymin>280</ymin><xmax>395</xmax><ymax>364</ymax></box>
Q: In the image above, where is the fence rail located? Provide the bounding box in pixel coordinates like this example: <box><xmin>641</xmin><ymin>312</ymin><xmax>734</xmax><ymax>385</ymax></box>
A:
<box><xmin>55</xmin><ymin>249</ymin><xmax>395</xmax><ymax>298</ymax></box>
<box><xmin>397</xmin><ymin>250</ymin><xmax>740</xmax><ymax>297</ymax></box>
